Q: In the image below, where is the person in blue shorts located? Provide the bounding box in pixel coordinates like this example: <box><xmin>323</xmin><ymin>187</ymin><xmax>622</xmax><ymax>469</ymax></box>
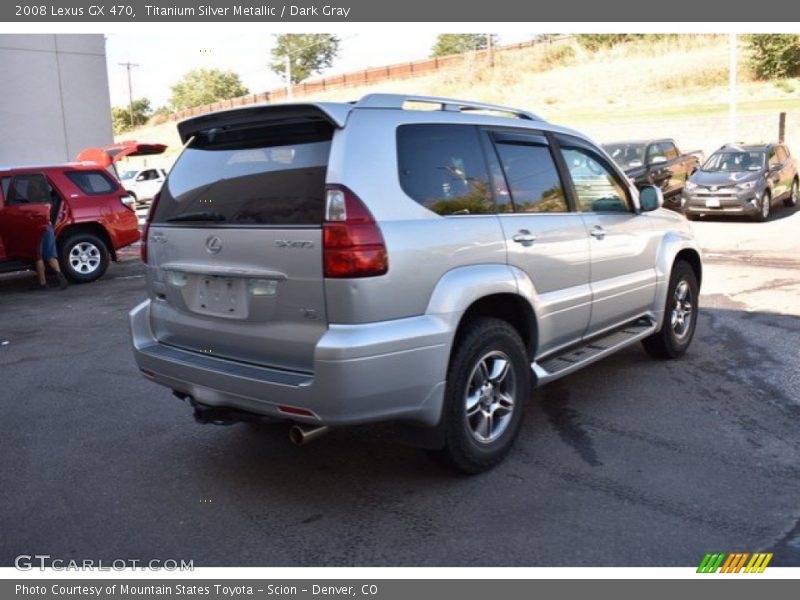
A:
<box><xmin>33</xmin><ymin>223</ymin><xmax>68</xmax><ymax>291</ymax></box>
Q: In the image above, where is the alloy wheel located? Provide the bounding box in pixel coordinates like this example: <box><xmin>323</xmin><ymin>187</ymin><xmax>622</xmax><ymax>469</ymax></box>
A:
<box><xmin>464</xmin><ymin>350</ymin><xmax>517</xmax><ymax>444</ymax></box>
<box><xmin>670</xmin><ymin>279</ymin><xmax>694</xmax><ymax>340</ymax></box>
<box><xmin>69</xmin><ymin>242</ymin><xmax>101</xmax><ymax>275</ymax></box>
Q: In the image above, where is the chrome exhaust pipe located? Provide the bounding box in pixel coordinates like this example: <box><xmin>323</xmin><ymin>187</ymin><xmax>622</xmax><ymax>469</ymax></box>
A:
<box><xmin>289</xmin><ymin>424</ymin><xmax>330</xmax><ymax>446</ymax></box>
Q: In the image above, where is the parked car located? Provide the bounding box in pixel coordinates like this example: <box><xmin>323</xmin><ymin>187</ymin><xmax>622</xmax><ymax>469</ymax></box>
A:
<box><xmin>119</xmin><ymin>168</ymin><xmax>168</xmax><ymax>206</ymax></box>
<box><xmin>130</xmin><ymin>94</ymin><xmax>702</xmax><ymax>473</ymax></box>
<box><xmin>682</xmin><ymin>143</ymin><xmax>799</xmax><ymax>221</ymax></box>
<box><xmin>0</xmin><ymin>162</ymin><xmax>140</xmax><ymax>282</ymax></box>
<box><xmin>603</xmin><ymin>139</ymin><xmax>702</xmax><ymax>211</ymax></box>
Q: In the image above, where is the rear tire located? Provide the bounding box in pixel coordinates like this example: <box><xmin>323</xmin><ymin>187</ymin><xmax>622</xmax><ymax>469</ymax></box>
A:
<box><xmin>784</xmin><ymin>179</ymin><xmax>798</xmax><ymax>208</ymax></box>
<box><xmin>642</xmin><ymin>260</ymin><xmax>699</xmax><ymax>359</ymax></box>
<box><xmin>59</xmin><ymin>232</ymin><xmax>110</xmax><ymax>283</ymax></box>
<box><xmin>429</xmin><ymin>317</ymin><xmax>530</xmax><ymax>474</ymax></box>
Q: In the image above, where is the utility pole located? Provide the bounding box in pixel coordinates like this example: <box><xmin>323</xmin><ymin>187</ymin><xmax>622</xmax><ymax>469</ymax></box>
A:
<box><xmin>119</xmin><ymin>61</ymin><xmax>139</xmax><ymax>127</ymax></box>
<box><xmin>285</xmin><ymin>55</ymin><xmax>293</xmax><ymax>99</ymax></box>
<box><xmin>728</xmin><ymin>33</ymin><xmax>737</xmax><ymax>143</ymax></box>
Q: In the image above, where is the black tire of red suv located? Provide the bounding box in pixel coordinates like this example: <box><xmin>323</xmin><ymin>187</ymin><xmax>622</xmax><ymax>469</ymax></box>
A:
<box><xmin>642</xmin><ymin>260</ymin><xmax>699</xmax><ymax>359</ymax></box>
<box><xmin>429</xmin><ymin>317</ymin><xmax>530</xmax><ymax>474</ymax></box>
<box><xmin>59</xmin><ymin>232</ymin><xmax>110</xmax><ymax>283</ymax></box>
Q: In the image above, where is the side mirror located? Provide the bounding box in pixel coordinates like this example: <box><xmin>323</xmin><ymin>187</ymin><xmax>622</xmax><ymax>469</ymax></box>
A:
<box><xmin>649</xmin><ymin>155</ymin><xmax>667</xmax><ymax>165</ymax></box>
<box><xmin>135</xmin><ymin>174</ymin><xmax>146</xmax><ymax>181</ymax></box>
<box><xmin>769</xmin><ymin>163</ymin><xmax>781</xmax><ymax>172</ymax></box>
<box><xmin>639</xmin><ymin>185</ymin><xmax>663</xmax><ymax>212</ymax></box>
<box><xmin>628</xmin><ymin>159</ymin><xmax>643</xmax><ymax>168</ymax></box>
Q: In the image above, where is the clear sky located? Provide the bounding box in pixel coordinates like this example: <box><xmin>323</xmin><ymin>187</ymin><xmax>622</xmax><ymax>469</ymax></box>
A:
<box><xmin>105</xmin><ymin>32</ymin><xmax>536</xmax><ymax>109</ymax></box>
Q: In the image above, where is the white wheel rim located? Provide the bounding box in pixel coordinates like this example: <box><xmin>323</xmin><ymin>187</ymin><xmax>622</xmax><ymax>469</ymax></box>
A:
<box><xmin>69</xmin><ymin>242</ymin><xmax>101</xmax><ymax>274</ymax></box>
<box><xmin>464</xmin><ymin>350</ymin><xmax>517</xmax><ymax>444</ymax></box>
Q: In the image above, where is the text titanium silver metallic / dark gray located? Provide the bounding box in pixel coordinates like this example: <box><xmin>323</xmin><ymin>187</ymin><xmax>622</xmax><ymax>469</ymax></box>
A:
<box><xmin>129</xmin><ymin>93</ymin><xmax>703</xmax><ymax>473</ymax></box>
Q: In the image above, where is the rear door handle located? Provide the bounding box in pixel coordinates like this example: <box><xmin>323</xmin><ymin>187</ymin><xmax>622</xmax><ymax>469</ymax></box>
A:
<box><xmin>590</xmin><ymin>226</ymin><xmax>606</xmax><ymax>240</ymax></box>
<box><xmin>512</xmin><ymin>230</ymin><xmax>537</xmax><ymax>246</ymax></box>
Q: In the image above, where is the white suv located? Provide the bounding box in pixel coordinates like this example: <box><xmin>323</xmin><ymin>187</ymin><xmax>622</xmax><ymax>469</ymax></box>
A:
<box><xmin>119</xmin><ymin>167</ymin><xmax>167</xmax><ymax>205</ymax></box>
<box><xmin>130</xmin><ymin>94</ymin><xmax>702</xmax><ymax>472</ymax></box>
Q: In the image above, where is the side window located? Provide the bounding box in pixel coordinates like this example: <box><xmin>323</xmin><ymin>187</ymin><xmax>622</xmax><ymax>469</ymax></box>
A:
<box><xmin>397</xmin><ymin>124</ymin><xmax>494</xmax><ymax>216</ymax></box>
<box><xmin>768</xmin><ymin>148</ymin><xmax>779</xmax><ymax>166</ymax></box>
<box><xmin>7</xmin><ymin>174</ymin><xmax>51</xmax><ymax>205</ymax></box>
<box><xmin>65</xmin><ymin>170</ymin><xmax>116</xmax><ymax>195</ymax></box>
<box><xmin>493</xmin><ymin>140</ymin><xmax>568</xmax><ymax>213</ymax></box>
<box><xmin>1</xmin><ymin>177</ymin><xmax>10</xmax><ymax>202</ymax></box>
<box><xmin>662</xmin><ymin>142</ymin><xmax>679</xmax><ymax>161</ymax></box>
<box><xmin>559</xmin><ymin>145</ymin><xmax>631</xmax><ymax>213</ymax></box>
<box><xmin>144</xmin><ymin>169</ymin><xmax>159</xmax><ymax>180</ymax></box>
<box><xmin>647</xmin><ymin>143</ymin><xmax>666</xmax><ymax>163</ymax></box>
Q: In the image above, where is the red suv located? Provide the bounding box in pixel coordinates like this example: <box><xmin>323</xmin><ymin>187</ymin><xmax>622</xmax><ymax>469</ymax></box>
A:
<box><xmin>0</xmin><ymin>163</ymin><xmax>140</xmax><ymax>283</ymax></box>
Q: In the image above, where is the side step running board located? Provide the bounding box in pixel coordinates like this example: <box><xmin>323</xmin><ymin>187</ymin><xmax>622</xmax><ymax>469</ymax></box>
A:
<box><xmin>532</xmin><ymin>317</ymin><xmax>657</xmax><ymax>385</ymax></box>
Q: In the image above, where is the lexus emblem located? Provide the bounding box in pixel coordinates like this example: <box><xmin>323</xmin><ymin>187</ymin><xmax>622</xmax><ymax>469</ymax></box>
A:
<box><xmin>205</xmin><ymin>235</ymin><xmax>222</xmax><ymax>254</ymax></box>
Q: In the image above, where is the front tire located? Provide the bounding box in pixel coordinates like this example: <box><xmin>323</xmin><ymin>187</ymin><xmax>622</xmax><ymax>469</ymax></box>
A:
<box><xmin>642</xmin><ymin>260</ymin><xmax>699</xmax><ymax>359</ymax></box>
<box><xmin>430</xmin><ymin>317</ymin><xmax>530</xmax><ymax>474</ymax></box>
<box><xmin>784</xmin><ymin>179</ymin><xmax>798</xmax><ymax>207</ymax></box>
<box><xmin>754</xmin><ymin>190</ymin><xmax>771</xmax><ymax>222</ymax></box>
<box><xmin>59</xmin><ymin>232</ymin><xmax>110</xmax><ymax>283</ymax></box>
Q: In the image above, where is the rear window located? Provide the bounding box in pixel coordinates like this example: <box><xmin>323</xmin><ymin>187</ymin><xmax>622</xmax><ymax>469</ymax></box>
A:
<box><xmin>153</xmin><ymin>120</ymin><xmax>333</xmax><ymax>226</ymax></box>
<box><xmin>65</xmin><ymin>170</ymin><xmax>116</xmax><ymax>195</ymax></box>
<box><xmin>397</xmin><ymin>124</ymin><xmax>494</xmax><ymax>215</ymax></box>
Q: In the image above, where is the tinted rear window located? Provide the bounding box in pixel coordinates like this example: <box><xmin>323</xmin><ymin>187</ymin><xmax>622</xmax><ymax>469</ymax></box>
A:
<box><xmin>397</xmin><ymin>124</ymin><xmax>494</xmax><ymax>215</ymax></box>
<box><xmin>153</xmin><ymin>120</ymin><xmax>333</xmax><ymax>226</ymax></box>
<box><xmin>65</xmin><ymin>170</ymin><xmax>116</xmax><ymax>195</ymax></box>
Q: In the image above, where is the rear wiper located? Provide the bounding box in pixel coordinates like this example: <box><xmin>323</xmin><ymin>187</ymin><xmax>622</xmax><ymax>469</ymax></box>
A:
<box><xmin>166</xmin><ymin>211</ymin><xmax>226</xmax><ymax>223</ymax></box>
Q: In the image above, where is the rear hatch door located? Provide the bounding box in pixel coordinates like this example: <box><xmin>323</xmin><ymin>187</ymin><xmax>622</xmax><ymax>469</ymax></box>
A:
<box><xmin>146</xmin><ymin>109</ymin><xmax>343</xmax><ymax>372</ymax></box>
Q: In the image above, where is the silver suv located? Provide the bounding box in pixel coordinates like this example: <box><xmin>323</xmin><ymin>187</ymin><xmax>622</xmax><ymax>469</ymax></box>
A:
<box><xmin>130</xmin><ymin>94</ymin><xmax>702</xmax><ymax>473</ymax></box>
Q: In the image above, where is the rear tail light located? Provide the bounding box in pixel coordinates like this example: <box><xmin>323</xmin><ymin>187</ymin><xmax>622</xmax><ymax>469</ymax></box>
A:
<box><xmin>323</xmin><ymin>185</ymin><xmax>388</xmax><ymax>278</ymax></box>
<box><xmin>140</xmin><ymin>192</ymin><xmax>160</xmax><ymax>264</ymax></box>
<box><xmin>120</xmin><ymin>193</ymin><xmax>136</xmax><ymax>211</ymax></box>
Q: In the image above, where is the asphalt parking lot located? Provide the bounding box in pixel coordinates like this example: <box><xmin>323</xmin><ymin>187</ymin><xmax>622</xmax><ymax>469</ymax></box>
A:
<box><xmin>1</xmin><ymin>208</ymin><xmax>799</xmax><ymax>567</ymax></box>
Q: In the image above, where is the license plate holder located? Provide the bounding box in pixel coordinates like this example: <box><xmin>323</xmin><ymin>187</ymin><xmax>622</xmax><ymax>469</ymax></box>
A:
<box><xmin>705</xmin><ymin>198</ymin><xmax>721</xmax><ymax>208</ymax></box>
<box><xmin>190</xmin><ymin>276</ymin><xmax>247</xmax><ymax>318</ymax></box>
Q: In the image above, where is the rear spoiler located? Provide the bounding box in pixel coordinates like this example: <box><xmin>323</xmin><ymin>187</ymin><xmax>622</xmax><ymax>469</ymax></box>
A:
<box><xmin>177</xmin><ymin>103</ymin><xmax>352</xmax><ymax>144</ymax></box>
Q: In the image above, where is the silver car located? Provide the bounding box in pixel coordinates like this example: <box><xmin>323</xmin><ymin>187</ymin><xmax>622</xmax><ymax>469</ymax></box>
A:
<box><xmin>130</xmin><ymin>94</ymin><xmax>702</xmax><ymax>473</ymax></box>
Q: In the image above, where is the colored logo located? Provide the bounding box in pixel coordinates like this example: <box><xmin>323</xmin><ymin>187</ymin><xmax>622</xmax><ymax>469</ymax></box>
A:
<box><xmin>697</xmin><ymin>552</ymin><xmax>773</xmax><ymax>573</ymax></box>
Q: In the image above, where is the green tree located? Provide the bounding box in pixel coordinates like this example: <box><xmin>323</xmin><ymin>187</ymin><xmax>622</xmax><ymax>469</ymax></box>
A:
<box><xmin>747</xmin><ymin>34</ymin><xmax>800</xmax><ymax>79</ymax></box>
<box><xmin>111</xmin><ymin>97</ymin><xmax>152</xmax><ymax>134</ymax></box>
<box><xmin>270</xmin><ymin>34</ymin><xmax>340</xmax><ymax>84</ymax></box>
<box><xmin>169</xmin><ymin>69</ymin><xmax>249</xmax><ymax>110</ymax></box>
<box><xmin>431</xmin><ymin>34</ymin><xmax>497</xmax><ymax>57</ymax></box>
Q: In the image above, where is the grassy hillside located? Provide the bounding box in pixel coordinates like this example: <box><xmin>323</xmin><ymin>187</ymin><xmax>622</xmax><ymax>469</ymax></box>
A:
<box><xmin>119</xmin><ymin>35</ymin><xmax>800</xmax><ymax>170</ymax></box>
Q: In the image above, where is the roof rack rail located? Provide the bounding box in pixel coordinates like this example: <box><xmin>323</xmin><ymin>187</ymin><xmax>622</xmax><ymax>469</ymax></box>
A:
<box><xmin>354</xmin><ymin>93</ymin><xmax>542</xmax><ymax>121</ymax></box>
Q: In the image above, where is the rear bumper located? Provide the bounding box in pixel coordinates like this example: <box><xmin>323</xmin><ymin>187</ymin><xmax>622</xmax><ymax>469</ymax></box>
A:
<box><xmin>129</xmin><ymin>299</ymin><xmax>449</xmax><ymax>427</ymax></box>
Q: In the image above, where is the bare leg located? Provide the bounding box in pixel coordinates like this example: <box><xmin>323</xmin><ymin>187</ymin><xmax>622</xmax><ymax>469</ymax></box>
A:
<box><xmin>47</xmin><ymin>258</ymin><xmax>62</xmax><ymax>273</ymax></box>
<box><xmin>48</xmin><ymin>257</ymin><xmax>68</xmax><ymax>289</ymax></box>
<box><xmin>34</xmin><ymin>259</ymin><xmax>47</xmax><ymax>286</ymax></box>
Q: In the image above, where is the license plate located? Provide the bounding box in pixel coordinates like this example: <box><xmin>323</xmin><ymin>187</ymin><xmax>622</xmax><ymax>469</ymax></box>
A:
<box><xmin>705</xmin><ymin>198</ymin><xmax>721</xmax><ymax>208</ymax></box>
<box><xmin>191</xmin><ymin>276</ymin><xmax>247</xmax><ymax>318</ymax></box>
